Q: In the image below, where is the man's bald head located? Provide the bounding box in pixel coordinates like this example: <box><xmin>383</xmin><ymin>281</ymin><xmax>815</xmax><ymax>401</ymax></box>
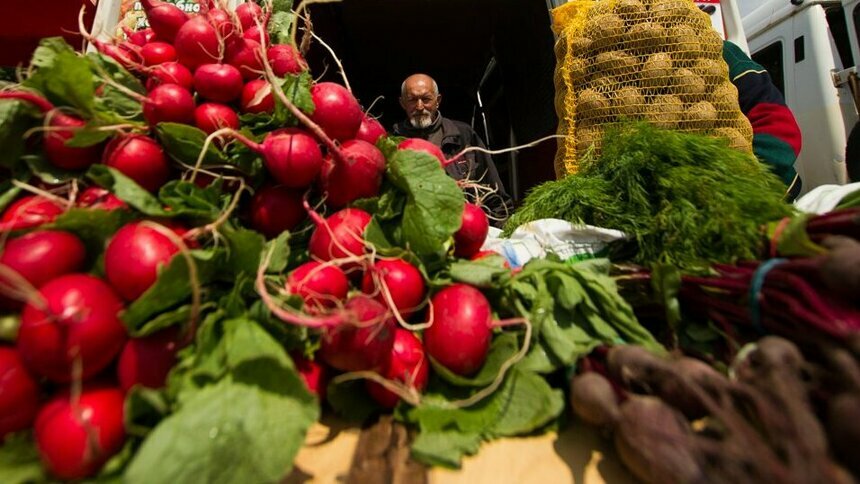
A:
<box><xmin>401</xmin><ymin>74</ymin><xmax>439</xmax><ymax>98</ymax></box>
<box><xmin>400</xmin><ymin>73</ymin><xmax>441</xmax><ymax>129</ymax></box>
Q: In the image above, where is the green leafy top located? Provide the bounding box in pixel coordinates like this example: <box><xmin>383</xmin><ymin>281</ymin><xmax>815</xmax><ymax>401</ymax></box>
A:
<box><xmin>506</xmin><ymin>123</ymin><xmax>794</xmax><ymax>271</ymax></box>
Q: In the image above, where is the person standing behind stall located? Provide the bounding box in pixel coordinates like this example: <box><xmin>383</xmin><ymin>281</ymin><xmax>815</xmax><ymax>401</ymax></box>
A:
<box><xmin>392</xmin><ymin>73</ymin><xmax>513</xmax><ymax>226</ymax></box>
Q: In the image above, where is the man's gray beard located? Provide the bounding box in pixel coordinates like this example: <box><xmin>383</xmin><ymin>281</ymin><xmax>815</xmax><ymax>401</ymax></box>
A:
<box><xmin>409</xmin><ymin>112</ymin><xmax>433</xmax><ymax>129</ymax></box>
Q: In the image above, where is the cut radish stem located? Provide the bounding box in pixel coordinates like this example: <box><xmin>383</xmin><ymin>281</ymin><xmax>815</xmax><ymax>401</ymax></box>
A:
<box><xmin>0</xmin><ymin>92</ymin><xmax>104</xmax><ymax>170</ymax></box>
<box><xmin>248</xmin><ymin>184</ymin><xmax>306</xmax><ymax>238</ymax></box>
<box><xmin>90</xmin><ymin>39</ymin><xmax>143</xmax><ymax>71</ymax></box>
<box><xmin>140</xmin><ymin>41</ymin><xmax>177</xmax><ymax>66</ymax></box>
<box><xmin>104</xmin><ymin>221</ymin><xmax>184</xmax><ymax>301</ymax></box>
<box><xmin>194</xmin><ymin>103</ymin><xmax>240</xmax><ymax>134</ymax></box>
<box><xmin>17</xmin><ymin>274</ymin><xmax>126</xmax><ymax>382</ymax></box>
<box><xmin>236</xmin><ymin>1</ymin><xmax>264</xmax><ymax>30</ymax></box>
<box><xmin>398</xmin><ymin>138</ymin><xmax>446</xmax><ymax>166</ymax></box>
<box><xmin>310</xmin><ymin>82</ymin><xmax>363</xmax><ymax>141</ymax></box>
<box><xmin>76</xmin><ymin>187</ymin><xmax>127</xmax><ymax>211</ymax></box>
<box><xmin>355</xmin><ymin>114</ymin><xmax>387</xmax><ymax>145</ymax></box>
<box><xmin>267</xmin><ymin>44</ymin><xmax>307</xmax><ymax>76</ymax></box>
<box><xmin>424</xmin><ymin>283</ymin><xmax>492</xmax><ymax>376</ymax></box>
<box><xmin>0</xmin><ymin>196</ymin><xmax>65</xmax><ymax>232</ymax></box>
<box><xmin>240</xmin><ymin>79</ymin><xmax>274</xmax><ymax>114</ymax></box>
<box><xmin>454</xmin><ymin>203</ymin><xmax>489</xmax><ymax>258</ymax></box>
<box><xmin>308</xmin><ymin>207</ymin><xmax>372</xmax><ymax>264</ymax></box>
<box><xmin>123</xmin><ymin>26</ymin><xmax>156</xmax><ymax>46</ymax></box>
<box><xmin>0</xmin><ymin>347</ymin><xmax>39</xmax><ymax>440</ymax></box>
<box><xmin>366</xmin><ymin>328</ymin><xmax>429</xmax><ymax>408</ymax></box>
<box><xmin>319</xmin><ymin>295</ymin><xmax>396</xmax><ymax>372</ymax></box>
<box><xmin>102</xmin><ymin>134</ymin><xmax>171</xmax><ymax>192</ymax></box>
<box><xmin>145</xmin><ymin>62</ymin><xmax>194</xmax><ymax>91</ymax></box>
<box><xmin>0</xmin><ymin>230</ymin><xmax>86</xmax><ymax>310</ymax></box>
<box><xmin>225</xmin><ymin>38</ymin><xmax>264</xmax><ymax>80</ymax></box>
<box><xmin>193</xmin><ymin>63</ymin><xmax>244</xmax><ymax>102</ymax></box>
<box><xmin>35</xmin><ymin>385</ymin><xmax>126</xmax><ymax>480</ymax></box>
<box><xmin>173</xmin><ymin>16</ymin><xmax>221</xmax><ymax>69</ymax></box>
<box><xmin>142</xmin><ymin>83</ymin><xmax>196</xmax><ymax>126</ymax></box>
<box><xmin>140</xmin><ymin>0</ymin><xmax>189</xmax><ymax>43</ymax></box>
<box><xmin>361</xmin><ymin>259</ymin><xmax>426</xmax><ymax>317</ymax></box>
<box><xmin>320</xmin><ymin>139</ymin><xmax>386</xmax><ymax>208</ymax></box>
<box><xmin>286</xmin><ymin>261</ymin><xmax>349</xmax><ymax>311</ymax></box>
<box><xmin>206</xmin><ymin>8</ymin><xmax>236</xmax><ymax>39</ymax></box>
<box><xmin>117</xmin><ymin>327</ymin><xmax>180</xmax><ymax>392</ymax></box>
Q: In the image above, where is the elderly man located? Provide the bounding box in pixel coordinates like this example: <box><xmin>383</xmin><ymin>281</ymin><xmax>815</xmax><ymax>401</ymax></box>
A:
<box><xmin>392</xmin><ymin>73</ymin><xmax>512</xmax><ymax>225</ymax></box>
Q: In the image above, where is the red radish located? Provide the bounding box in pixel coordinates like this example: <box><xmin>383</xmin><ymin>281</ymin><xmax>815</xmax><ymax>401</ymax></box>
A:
<box><xmin>225</xmin><ymin>38</ymin><xmax>264</xmax><ymax>80</ymax></box>
<box><xmin>123</xmin><ymin>27</ymin><xmax>156</xmax><ymax>46</ymax></box>
<box><xmin>236</xmin><ymin>128</ymin><xmax>323</xmax><ymax>187</ymax></box>
<box><xmin>319</xmin><ymin>295</ymin><xmax>396</xmax><ymax>372</ymax></box>
<box><xmin>398</xmin><ymin>138</ymin><xmax>446</xmax><ymax>166</ymax></box>
<box><xmin>0</xmin><ymin>92</ymin><xmax>103</xmax><ymax>170</ymax></box>
<box><xmin>454</xmin><ymin>203</ymin><xmax>489</xmax><ymax>258</ymax></box>
<box><xmin>320</xmin><ymin>139</ymin><xmax>385</xmax><ymax>208</ymax></box>
<box><xmin>249</xmin><ymin>185</ymin><xmax>306</xmax><ymax>239</ymax></box>
<box><xmin>361</xmin><ymin>259</ymin><xmax>426</xmax><ymax>317</ymax></box>
<box><xmin>0</xmin><ymin>347</ymin><xmax>39</xmax><ymax>440</ymax></box>
<box><xmin>267</xmin><ymin>44</ymin><xmax>307</xmax><ymax>76</ymax></box>
<box><xmin>104</xmin><ymin>222</ymin><xmax>183</xmax><ymax>301</ymax></box>
<box><xmin>206</xmin><ymin>8</ymin><xmax>236</xmax><ymax>39</ymax></box>
<box><xmin>292</xmin><ymin>353</ymin><xmax>327</xmax><ymax>399</ymax></box>
<box><xmin>243</xmin><ymin>24</ymin><xmax>270</xmax><ymax>45</ymax></box>
<box><xmin>355</xmin><ymin>114</ymin><xmax>387</xmax><ymax>145</ymax></box>
<box><xmin>310</xmin><ymin>82</ymin><xmax>363</xmax><ymax>141</ymax></box>
<box><xmin>117</xmin><ymin>327</ymin><xmax>179</xmax><ymax>392</ymax></box>
<box><xmin>424</xmin><ymin>284</ymin><xmax>492</xmax><ymax>376</ymax></box>
<box><xmin>102</xmin><ymin>134</ymin><xmax>171</xmax><ymax>192</ymax></box>
<box><xmin>140</xmin><ymin>0</ymin><xmax>189</xmax><ymax>43</ymax></box>
<box><xmin>76</xmin><ymin>187</ymin><xmax>127</xmax><ymax>211</ymax></box>
<box><xmin>193</xmin><ymin>63</ymin><xmax>244</xmax><ymax>102</ymax></box>
<box><xmin>145</xmin><ymin>61</ymin><xmax>194</xmax><ymax>91</ymax></box>
<box><xmin>240</xmin><ymin>79</ymin><xmax>274</xmax><ymax>114</ymax></box>
<box><xmin>366</xmin><ymin>329</ymin><xmax>429</xmax><ymax>408</ymax></box>
<box><xmin>236</xmin><ymin>1</ymin><xmax>264</xmax><ymax>30</ymax></box>
<box><xmin>17</xmin><ymin>274</ymin><xmax>126</xmax><ymax>382</ymax></box>
<box><xmin>471</xmin><ymin>249</ymin><xmax>511</xmax><ymax>268</ymax></box>
<box><xmin>308</xmin><ymin>208</ymin><xmax>372</xmax><ymax>263</ymax></box>
<box><xmin>173</xmin><ymin>16</ymin><xmax>221</xmax><ymax>69</ymax></box>
<box><xmin>140</xmin><ymin>41</ymin><xmax>177</xmax><ymax>66</ymax></box>
<box><xmin>194</xmin><ymin>103</ymin><xmax>240</xmax><ymax>134</ymax></box>
<box><xmin>90</xmin><ymin>39</ymin><xmax>143</xmax><ymax>71</ymax></box>
<box><xmin>0</xmin><ymin>196</ymin><xmax>65</xmax><ymax>232</ymax></box>
<box><xmin>286</xmin><ymin>261</ymin><xmax>349</xmax><ymax>310</ymax></box>
<box><xmin>0</xmin><ymin>230</ymin><xmax>86</xmax><ymax>310</ymax></box>
<box><xmin>35</xmin><ymin>385</ymin><xmax>126</xmax><ymax>480</ymax></box>
<box><xmin>142</xmin><ymin>83</ymin><xmax>196</xmax><ymax>126</ymax></box>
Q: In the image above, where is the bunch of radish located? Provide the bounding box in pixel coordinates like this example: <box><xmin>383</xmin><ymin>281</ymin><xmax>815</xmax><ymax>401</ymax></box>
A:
<box><xmin>0</xmin><ymin>0</ymin><xmax>505</xmax><ymax>477</ymax></box>
<box><xmin>0</xmin><ymin>219</ymin><xmax>188</xmax><ymax>479</ymax></box>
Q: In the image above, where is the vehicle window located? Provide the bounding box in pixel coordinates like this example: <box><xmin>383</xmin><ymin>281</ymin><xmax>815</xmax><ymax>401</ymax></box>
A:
<box><xmin>825</xmin><ymin>4</ymin><xmax>854</xmax><ymax>69</ymax></box>
<box><xmin>752</xmin><ymin>41</ymin><xmax>786</xmax><ymax>97</ymax></box>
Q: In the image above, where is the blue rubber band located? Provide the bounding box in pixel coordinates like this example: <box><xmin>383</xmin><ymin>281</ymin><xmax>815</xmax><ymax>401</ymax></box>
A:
<box><xmin>748</xmin><ymin>258</ymin><xmax>787</xmax><ymax>334</ymax></box>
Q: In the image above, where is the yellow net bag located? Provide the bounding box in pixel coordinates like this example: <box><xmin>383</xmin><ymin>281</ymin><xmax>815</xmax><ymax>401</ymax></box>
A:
<box><xmin>552</xmin><ymin>0</ymin><xmax>754</xmax><ymax>177</ymax></box>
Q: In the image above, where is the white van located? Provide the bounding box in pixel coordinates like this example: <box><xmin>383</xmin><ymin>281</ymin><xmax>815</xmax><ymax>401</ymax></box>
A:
<box><xmin>736</xmin><ymin>0</ymin><xmax>859</xmax><ymax>191</ymax></box>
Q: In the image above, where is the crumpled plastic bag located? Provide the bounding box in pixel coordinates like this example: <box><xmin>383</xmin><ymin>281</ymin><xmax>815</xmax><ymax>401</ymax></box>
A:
<box><xmin>481</xmin><ymin>219</ymin><xmax>627</xmax><ymax>268</ymax></box>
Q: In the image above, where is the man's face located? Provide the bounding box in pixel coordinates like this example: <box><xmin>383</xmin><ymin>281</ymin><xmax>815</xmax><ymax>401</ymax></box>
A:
<box><xmin>401</xmin><ymin>79</ymin><xmax>440</xmax><ymax>129</ymax></box>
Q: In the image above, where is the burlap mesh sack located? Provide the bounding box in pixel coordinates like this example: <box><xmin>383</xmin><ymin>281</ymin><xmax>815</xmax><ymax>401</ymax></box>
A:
<box><xmin>552</xmin><ymin>0</ymin><xmax>754</xmax><ymax>177</ymax></box>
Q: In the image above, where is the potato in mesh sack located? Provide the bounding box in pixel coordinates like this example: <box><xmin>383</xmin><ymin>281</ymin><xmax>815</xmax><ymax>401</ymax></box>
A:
<box><xmin>551</xmin><ymin>0</ymin><xmax>754</xmax><ymax>176</ymax></box>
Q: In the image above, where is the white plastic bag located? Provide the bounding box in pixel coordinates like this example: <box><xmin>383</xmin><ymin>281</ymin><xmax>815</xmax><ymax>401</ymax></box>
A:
<box><xmin>482</xmin><ymin>219</ymin><xmax>627</xmax><ymax>268</ymax></box>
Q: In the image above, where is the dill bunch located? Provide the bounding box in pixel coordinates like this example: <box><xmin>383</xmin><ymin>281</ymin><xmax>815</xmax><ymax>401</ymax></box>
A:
<box><xmin>506</xmin><ymin>123</ymin><xmax>794</xmax><ymax>270</ymax></box>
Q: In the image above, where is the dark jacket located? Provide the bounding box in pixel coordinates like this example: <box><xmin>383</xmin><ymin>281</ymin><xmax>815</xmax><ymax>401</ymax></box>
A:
<box><xmin>393</xmin><ymin>115</ymin><xmax>513</xmax><ymax>226</ymax></box>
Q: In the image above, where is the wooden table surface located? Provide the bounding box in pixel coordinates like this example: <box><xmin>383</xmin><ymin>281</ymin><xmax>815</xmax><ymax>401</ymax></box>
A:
<box><xmin>287</xmin><ymin>417</ymin><xmax>635</xmax><ymax>484</ymax></box>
